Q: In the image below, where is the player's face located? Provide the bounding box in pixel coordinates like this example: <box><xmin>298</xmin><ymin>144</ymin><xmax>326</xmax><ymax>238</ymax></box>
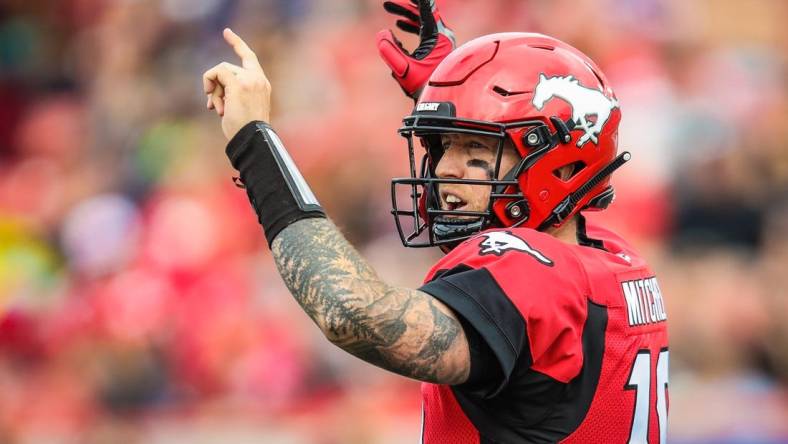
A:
<box><xmin>434</xmin><ymin>133</ymin><xmax>520</xmax><ymax>216</ymax></box>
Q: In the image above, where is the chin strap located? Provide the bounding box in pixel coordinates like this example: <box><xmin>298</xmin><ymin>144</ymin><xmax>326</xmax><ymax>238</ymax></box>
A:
<box><xmin>538</xmin><ymin>151</ymin><xmax>631</xmax><ymax>231</ymax></box>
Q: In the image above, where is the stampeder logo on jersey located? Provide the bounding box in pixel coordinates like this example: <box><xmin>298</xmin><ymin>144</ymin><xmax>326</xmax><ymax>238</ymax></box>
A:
<box><xmin>532</xmin><ymin>73</ymin><xmax>619</xmax><ymax>147</ymax></box>
<box><xmin>477</xmin><ymin>231</ymin><xmax>553</xmax><ymax>266</ymax></box>
<box><xmin>621</xmin><ymin>276</ymin><xmax>668</xmax><ymax>327</ymax></box>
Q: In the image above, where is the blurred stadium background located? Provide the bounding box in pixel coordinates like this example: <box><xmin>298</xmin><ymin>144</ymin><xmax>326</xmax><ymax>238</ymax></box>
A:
<box><xmin>0</xmin><ymin>0</ymin><xmax>786</xmax><ymax>442</ymax></box>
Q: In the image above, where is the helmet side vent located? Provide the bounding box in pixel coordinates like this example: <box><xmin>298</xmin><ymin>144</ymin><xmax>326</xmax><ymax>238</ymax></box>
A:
<box><xmin>492</xmin><ymin>85</ymin><xmax>530</xmax><ymax>97</ymax></box>
<box><xmin>553</xmin><ymin>161</ymin><xmax>587</xmax><ymax>181</ymax></box>
<box><xmin>528</xmin><ymin>44</ymin><xmax>555</xmax><ymax>51</ymax></box>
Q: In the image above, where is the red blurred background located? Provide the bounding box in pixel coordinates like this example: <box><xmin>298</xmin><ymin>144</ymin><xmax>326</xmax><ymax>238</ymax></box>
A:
<box><xmin>0</xmin><ymin>0</ymin><xmax>786</xmax><ymax>442</ymax></box>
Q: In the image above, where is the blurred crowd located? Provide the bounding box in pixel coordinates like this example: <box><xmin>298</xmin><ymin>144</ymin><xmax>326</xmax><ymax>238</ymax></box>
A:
<box><xmin>0</xmin><ymin>0</ymin><xmax>786</xmax><ymax>442</ymax></box>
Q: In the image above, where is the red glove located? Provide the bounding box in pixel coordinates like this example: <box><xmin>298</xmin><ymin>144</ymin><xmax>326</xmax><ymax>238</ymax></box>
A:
<box><xmin>376</xmin><ymin>0</ymin><xmax>456</xmax><ymax>99</ymax></box>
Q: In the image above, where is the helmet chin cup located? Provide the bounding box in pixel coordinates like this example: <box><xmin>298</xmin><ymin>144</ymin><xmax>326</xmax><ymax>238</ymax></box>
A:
<box><xmin>432</xmin><ymin>216</ymin><xmax>487</xmax><ymax>241</ymax></box>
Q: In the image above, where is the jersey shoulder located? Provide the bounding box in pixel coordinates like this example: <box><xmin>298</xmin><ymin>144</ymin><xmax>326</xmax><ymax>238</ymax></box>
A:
<box><xmin>422</xmin><ymin>228</ymin><xmax>592</xmax><ymax>384</ymax></box>
<box><xmin>425</xmin><ymin>227</ymin><xmax>587</xmax><ymax>286</ymax></box>
<box><xmin>582</xmin><ymin>221</ymin><xmax>649</xmax><ymax>268</ymax></box>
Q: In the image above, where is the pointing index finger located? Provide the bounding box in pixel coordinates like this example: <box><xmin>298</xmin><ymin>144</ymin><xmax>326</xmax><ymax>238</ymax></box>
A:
<box><xmin>223</xmin><ymin>28</ymin><xmax>262</xmax><ymax>72</ymax></box>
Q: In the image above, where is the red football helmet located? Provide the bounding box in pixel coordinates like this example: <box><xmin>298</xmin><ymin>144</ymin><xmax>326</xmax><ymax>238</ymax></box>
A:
<box><xmin>391</xmin><ymin>32</ymin><xmax>630</xmax><ymax>248</ymax></box>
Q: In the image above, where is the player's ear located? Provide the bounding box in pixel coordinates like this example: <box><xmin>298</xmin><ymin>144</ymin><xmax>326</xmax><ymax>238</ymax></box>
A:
<box><xmin>556</xmin><ymin>164</ymin><xmax>575</xmax><ymax>181</ymax></box>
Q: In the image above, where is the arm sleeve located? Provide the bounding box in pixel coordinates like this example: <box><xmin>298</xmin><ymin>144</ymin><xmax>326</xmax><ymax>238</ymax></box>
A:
<box><xmin>419</xmin><ymin>265</ymin><xmax>528</xmax><ymax>398</ymax></box>
<box><xmin>453</xmin><ymin>311</ymin><xmax>505</xmax><ymax>396</ymax></box>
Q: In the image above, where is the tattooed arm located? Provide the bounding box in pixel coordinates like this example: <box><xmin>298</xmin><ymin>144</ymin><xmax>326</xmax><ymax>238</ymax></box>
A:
<box><xmin>203</xmin><ymin>29</ymin><xmax>468</xmax><ymax>385</ymax></box>
<box><xmin>272</xmin><ymin>217</ymin><xmax>471</xmax><ymax>384</ymax></box>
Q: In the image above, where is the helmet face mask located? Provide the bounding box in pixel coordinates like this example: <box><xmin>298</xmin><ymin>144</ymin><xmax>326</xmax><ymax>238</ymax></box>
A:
<box><xmin>391</xmin><ymin>115</ymin><xmax>554</xmax><ymax>248</ymax></box>
<box><xmin>391</xmin><ymin>33</ymin><xmax>629</xmax><ymax>249</ymax></box>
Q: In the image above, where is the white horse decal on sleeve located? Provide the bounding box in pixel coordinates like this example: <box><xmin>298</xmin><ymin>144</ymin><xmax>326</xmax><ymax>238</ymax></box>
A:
<box><xmin>532</xmin><ymin>73</ymin><xmax>619</xmax><ymax>147</ymax></box>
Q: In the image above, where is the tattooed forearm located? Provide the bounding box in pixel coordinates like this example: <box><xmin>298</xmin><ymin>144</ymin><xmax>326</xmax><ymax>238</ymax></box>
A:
<box><xmin>271</xmin><ymin>218</ymin><xmax>469</xmax><ymax>384</ymax></box>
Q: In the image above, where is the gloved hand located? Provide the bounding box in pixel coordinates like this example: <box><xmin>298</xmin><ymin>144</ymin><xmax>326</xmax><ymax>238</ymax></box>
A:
<box><xmin>376</xmin><ymin>0</ymin><xmax>455</xmax><ymax>99</ymax></box>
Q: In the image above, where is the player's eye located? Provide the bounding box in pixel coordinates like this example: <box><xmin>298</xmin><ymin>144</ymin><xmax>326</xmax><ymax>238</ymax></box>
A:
<box><xmin>467</xmin><ymin>140</ymin><xmax>492</xmax><ymax>150</ymax></box>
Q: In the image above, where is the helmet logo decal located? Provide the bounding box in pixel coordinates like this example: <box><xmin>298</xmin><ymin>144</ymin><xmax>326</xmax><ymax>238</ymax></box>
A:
<box><xmin>416</xmin><ymin>102</ymin><xmax>441</xmax><ymax>112</ymax></box>
<box><xmin>532</xmin><ymin>73</ymin><xmax>619</xmax><ymax>147</ymax></box>
<box><xmin>477</xmin><ymin>231</ymin><xmax>554</xmax><ymax>266</ymax></box>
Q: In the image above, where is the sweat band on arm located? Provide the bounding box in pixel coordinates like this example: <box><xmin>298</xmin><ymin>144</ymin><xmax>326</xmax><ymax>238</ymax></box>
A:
<box><xmin>226</xmin><ymin>121</ymin><xmax>326</xmax><ymax>246</ymax></box>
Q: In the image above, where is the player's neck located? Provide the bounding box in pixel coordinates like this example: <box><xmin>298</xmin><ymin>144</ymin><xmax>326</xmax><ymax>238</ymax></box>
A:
<box><xmin>544</xmin><ymin>216</ymin><xmax>580</xmax><ymax>245</ymax></box>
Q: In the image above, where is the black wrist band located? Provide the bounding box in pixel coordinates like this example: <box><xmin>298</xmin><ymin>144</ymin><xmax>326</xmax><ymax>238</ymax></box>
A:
<box><xmin>226</xmin><ymin>121</ymin><xmax>326</xmax><ymax>247</ymax></box>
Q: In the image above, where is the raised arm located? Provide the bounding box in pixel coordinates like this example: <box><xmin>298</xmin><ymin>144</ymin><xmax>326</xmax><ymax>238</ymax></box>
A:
<box><xmin>274</xmin><ymin>218</ymin><xmax>469</xmax><ymax>384</ymax></box>
<box><xmin>203</xmin><ymin>28</ymin><xmax>470</xmax><ymax>384</ymax></box>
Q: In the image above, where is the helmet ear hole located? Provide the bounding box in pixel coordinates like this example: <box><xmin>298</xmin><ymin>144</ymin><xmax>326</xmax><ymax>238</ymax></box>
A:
<box><xmin>553</xmin><ymin>161</ymin><xmax>586</xmax><ymax>181</ymax></box>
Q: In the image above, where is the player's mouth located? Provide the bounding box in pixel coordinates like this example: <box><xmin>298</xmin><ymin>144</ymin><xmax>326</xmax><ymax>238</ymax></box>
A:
<box><xmin>441</xmin><ymin>191</ymin><xmax>469</xmax><ymax>212</ymax></box>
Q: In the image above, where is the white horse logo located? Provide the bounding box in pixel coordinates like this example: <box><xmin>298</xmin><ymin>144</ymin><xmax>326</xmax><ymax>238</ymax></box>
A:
<box><xmin>532</xmin><ymin>73</ymin><xmax>619</xmax><ymax>147</ymax></box>
<box><xmin>478</xmin><ymin>231</ymin><xmax>553</xmax><ymax>266</ymax></box>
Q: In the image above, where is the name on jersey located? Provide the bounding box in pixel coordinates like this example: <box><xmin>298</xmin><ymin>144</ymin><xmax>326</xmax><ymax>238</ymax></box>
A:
<box><xmin>621</xmin><ymin>276</ymin><xmax>667</xmax><ymax>327</ymax></box>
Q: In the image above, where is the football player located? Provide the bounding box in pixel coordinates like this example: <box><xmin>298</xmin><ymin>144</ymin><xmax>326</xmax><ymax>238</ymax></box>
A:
<box><xmin>202</xmin><ymin>1</ymin><xmax>669</xmax><ymax>442</ymax></box>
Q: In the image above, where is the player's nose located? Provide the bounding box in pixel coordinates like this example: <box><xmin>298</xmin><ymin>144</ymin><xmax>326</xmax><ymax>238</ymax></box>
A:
<box><xmin>434</xmin><ymin>145</ymin><xmax>465</xmax><ymax>179</ymax></box>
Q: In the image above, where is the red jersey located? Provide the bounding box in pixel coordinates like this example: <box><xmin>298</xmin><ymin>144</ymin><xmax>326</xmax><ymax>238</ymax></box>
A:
<box><xmin>417</xmin><ymin>223</ymin><xmax>669</xmax><ymax>443</ymax></box>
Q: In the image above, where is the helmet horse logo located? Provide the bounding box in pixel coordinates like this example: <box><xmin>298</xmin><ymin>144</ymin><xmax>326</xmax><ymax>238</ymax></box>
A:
<box><xmin>532</xmin><ymin>74</ymin><xmax>619</xmax><ymax>147</ymax></box>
